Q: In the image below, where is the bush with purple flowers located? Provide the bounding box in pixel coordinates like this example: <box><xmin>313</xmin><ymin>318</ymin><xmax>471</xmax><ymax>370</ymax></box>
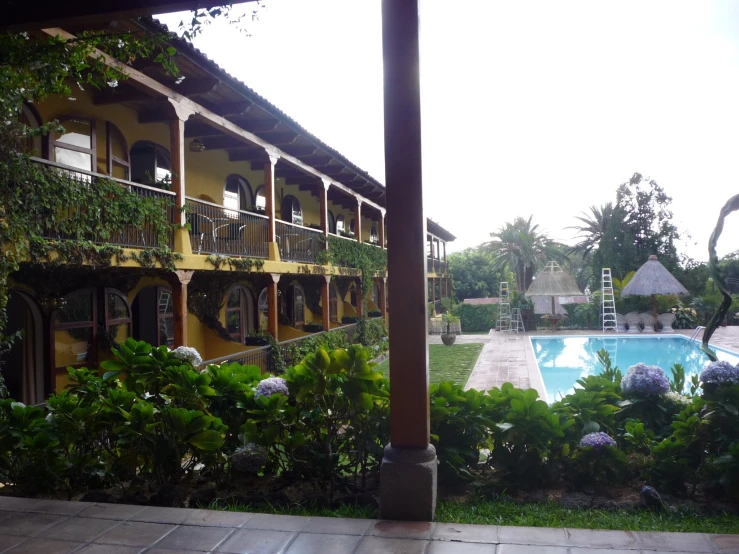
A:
<box><xmin>579</xmin><ymin>432</ymin><xmax>617</xmax><ymax>450</ymax></box>
<box><xmin>699</xmin><ymin>360</ymin><xmax>739</xmax><ymax>387</ymax></box>
<box><xmin>621</xmin><ymin>363</ymin><xmax>670</xmax><ymax>397</ymax></box>
<box><xmin>254</xmin><ymin>377</ymin><xmax>289</xmax><ymax>399</ymax></box>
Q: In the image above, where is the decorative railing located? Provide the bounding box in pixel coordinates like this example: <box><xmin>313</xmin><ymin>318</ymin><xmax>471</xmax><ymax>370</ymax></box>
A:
<box><xmin>427</xmin><ymin>258</ymin><xmax>447</xmax><ymax>274</ymax></box>
<box><xmin>200</xmin><ymin>345</ymin><xmax>271</xmax><ymax>374</ymax></box>
<box><xmin>31</xmin><ymin>157</ymin><xmax>175</xmax><ymax>249</ymax></box>
<box><xmin>277</xmin><ymin>322</ymin><xmax>358</xmax><ymax>366</ymax></box>
<box><xmin>276</xmin><ymin>220</ymin><xmax>324</xmax><ymax>263</ymax></box>
<box><xmin>185</xmin><ymin>197</ymin><xmax>269</xmax><ymax>258</ymax></box>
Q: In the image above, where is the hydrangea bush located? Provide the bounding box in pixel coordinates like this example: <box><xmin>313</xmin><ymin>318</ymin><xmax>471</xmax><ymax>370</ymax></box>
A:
<box><xmin>621</xmin><ymin>363</ymin><xmax>670</xmax><ymax>396</ymax></box>
<box><xmin>171</xmin><ymin>346</ymin><xmax>203</xmax><ymax>367</ymax></box>
<box><xmin>699</xmin><ymin>360</ymin><xmax>739</xmax><ymax>386</ymax></box>
<box><xmin>254</xmin><ymin>376</ymin><xmax>289</xmax><ymax>399</ymax></box>
<box><xmin>579</xmin><ymin>432</ymin><xmax>617</xmax><ymax>450</ymax></box>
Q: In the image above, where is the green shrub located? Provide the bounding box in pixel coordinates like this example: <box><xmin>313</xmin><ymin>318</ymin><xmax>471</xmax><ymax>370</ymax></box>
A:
<box><xmin>456</xmin><ymin>303</ymin><xmax>497</xmax><ymax>332</ymax></box>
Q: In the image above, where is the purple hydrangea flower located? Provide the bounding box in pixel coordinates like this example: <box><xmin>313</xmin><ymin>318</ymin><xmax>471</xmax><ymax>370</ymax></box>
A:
<box><xmin>699</xmin><ymin>360</ymin><xmax>739</xmax><ymax>386</ymax></box>
<box><xmin>621</xmin><ymin>363</ymin><xmax>670</xmax><ymax>396</ymax></box>
<box><xmin>579</xmin><ymin>432</ymin><xmax>617</xmax><ymax>450</ymax></box>
<box><xmin>255</xmin><ymin>377</ymin><xmax>289</xmax><ymax>399</ymax></box>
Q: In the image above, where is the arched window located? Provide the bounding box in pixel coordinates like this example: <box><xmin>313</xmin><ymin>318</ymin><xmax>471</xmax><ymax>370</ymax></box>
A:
<box><xmin>254</xmin><ymin>186</ymin><xmax>266</xmax><ymax>212</ymax></box>
<box><xmin>258</xmin><ymin>287</ymin><xmax>269</xmax><ymax>330</ymax></box>
<box><xmin>281</xmin><ymin>195</ymin><xmax>303</xmax><ymax>225</ymax></box>
<box><xmin>372</xmin><ymin>283</ymin><xmax>381</xmax><ymax>307</ymax></box>
<box><xmin>370</xmin><ymin>224</ymin><xmax>379</xmax><ymax>244</ymax></box>
<box><xmin>51</xmin><ymin>116</ymin><xmax>95</xmax><ymax>173</ymax></box>
<box><xmin>224</xmin><ymin>174</ymin><xmax>253</xmax><ymax>214</ymax></box>
<box><xmin>349</xmin><ymin>219</ymin><xmax>355</xmax><ymax>236</ymax></box>
<box><xmin>18</xmin><ymin>103</ymin><xmax>42</xmax><ymax>156</ymax></box>
<box><xmin>132</xmin><ymin>286</ymin><xmax>173</xmax><ymax>347</ymax></box>
<box><xmin>336</xmin><ymin>215</ymin><xmax>345</xmax><ymax>235</ymax></box>
<box><xmin>226</xmin><ymin>286</ymin><xmax>255</xmax><ymax>343</ymax></box>
<box><xmin>130</xmin><ymin>140</ymin><xmax>171</xmax><ymax>187</ymax></box>
<box><xmin>327</xmin><ymin>211</ymin><xmax>336</xmax><ymax>234</ymax></box>
<box><xmin>53</xmin><ymin>289</ymin><xmax>96</xmax><ymax>370</ymax></box>
<box><xmin>329</xmin><ymin>285</ymin><xmax>338</xmax><ymax>323</ymax></box>
<box><xmin>106</xmin><ymin>122</ymin><xmax>130</xmax><ymax>180</ymax></box>
<box><xmin>105</xmin><ymin>289</ymin><xmax>131</xmax><ymax>344</ymax></box>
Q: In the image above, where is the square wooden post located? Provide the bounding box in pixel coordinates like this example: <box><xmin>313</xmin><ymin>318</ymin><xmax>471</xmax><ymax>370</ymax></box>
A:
<box><xmin>167</xmin><ymin>270</ymin><xmax>193</xmax><ymax>348</ymax></box>
<box><xmin>354</xmin><ymin>198</ymin><xmax>363</xmax><ymax>242</ymax></box>
<box><xmin>320</xmin><ymin>180</ymin><xmax>330</xmax><ymax>237</ymax></box>
<box><xmin>378</xmin><ymin>211</ymin><xmax>386</xmax><ymax>249</ymax></box>
<box><xmin>379</xmin><ymin>0</ymin><xmax>436</xmax><ymax>522</ymax></box>
<box><xmin>264</xmin><ymin>151</ymin><xmax>280</xmax><ymax>260</ymax></box>
<box><xmin>267</xmin><ymin>273</ymin><xmax>280</xmax><ymax>341</ymax></box>
<box><xmin>321</xmin><ymin>276</ymin><xmax>331</xmax><ymax>331</ymax></box>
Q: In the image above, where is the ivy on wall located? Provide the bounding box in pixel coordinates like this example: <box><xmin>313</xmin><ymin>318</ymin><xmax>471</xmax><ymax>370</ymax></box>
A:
<box><xmin>206</xmin><ymin>255</ymin><xmax>265</xmax><ymax>272</ymax></box>
<box><xmin>316</xmin><ymin>236</ymin><xmax>387</xmax><ymax>301</ymax></box>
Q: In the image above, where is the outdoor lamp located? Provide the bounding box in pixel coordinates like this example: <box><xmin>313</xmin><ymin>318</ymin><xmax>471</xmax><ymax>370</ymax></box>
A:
<box><xmin>189</xmin><ymin>138</ymin><xmax>206</xmax><ymax>152</ymax></box>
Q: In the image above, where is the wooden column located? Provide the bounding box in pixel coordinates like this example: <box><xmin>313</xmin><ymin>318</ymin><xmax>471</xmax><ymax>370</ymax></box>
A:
<box><xmin>430</xmin><ymin>277</ymin><xmax>435</xmax><ymax>309</ymax></box>
<box><xmin>168</xmin><ymin>103</ymin><xmax>192</xmax><ymax>226</ymax></box>
<box><xmin>354</xmin><ymin>198</ymin><xmax>363</xmax><ymax>242</ymax></box>
<box><xmin>264</xmin><ymin>151</ymin><xmax>279</xmax><ymax>243</ymax></box>
<box><xmin>379</xmin><ymin>277</ymin><xmax>387</xmax><ymax>319</ymax></box>
<box><xmin>267</xmin><ymin>273</ymin><xmax>280</xmax><ymax>341</ymax></box>
<box><xmin>320</xmin><ymin>180</ymin><xmax>330</xmax><ymax>237</ymax></box>
<box><xmin>379</xmin><ymin>211</ymin><xmax>386</xmax><ymax>249</ymax></box>
<box><xmin>321</xmin><ymin>275</ymin><xmax>331</xmax><ymax>331</ymax></box>
<box><xmin>355</xmin><ymin>279</ymin><xmax>364</xmax><ymax>317</ymax></box>
<box><xmin>168</xmin><ymin>270</ymin><xmax>193</xmax><ymax>347</ymax></box>
<box><xmin>443</xmin><ymin>241</ymin><xmax>447</xmax><ymax>264</ymax></box>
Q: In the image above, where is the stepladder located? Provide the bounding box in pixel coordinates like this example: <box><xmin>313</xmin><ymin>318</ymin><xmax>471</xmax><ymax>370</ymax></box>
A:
<box><xmin>602</xmin><ymin>268</ymin><xmax>617</xmax><ymax>332</ymax></box>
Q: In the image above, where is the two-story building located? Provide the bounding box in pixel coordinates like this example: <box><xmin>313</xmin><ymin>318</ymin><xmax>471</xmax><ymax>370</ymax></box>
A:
<box><xmin>4</xmin><ymin>17</ymin><xmax>455</xmax><ymax>404</ymax></box>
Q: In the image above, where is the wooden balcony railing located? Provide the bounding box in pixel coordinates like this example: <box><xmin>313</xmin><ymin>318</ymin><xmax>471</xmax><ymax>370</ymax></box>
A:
<box><xmin>31</xmin><ymin>157</ymin><xmax>175</xmax><ymax>249</ymax></box>
<box><xmin>276</xmin><ymin>220</ymin><xmax>324</xmax><ymax>263</ymax></box>
<box><xmin>186</xmin><ymin>196</ymin><xmax>269</xmax><ymax>258</ymax></box>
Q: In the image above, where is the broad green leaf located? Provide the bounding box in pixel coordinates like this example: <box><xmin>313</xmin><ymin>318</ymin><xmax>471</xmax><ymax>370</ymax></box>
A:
<box><xmin>189</xmin><ymin>430</ymin><xmax>224</xmax><ymax>450</ymax></box>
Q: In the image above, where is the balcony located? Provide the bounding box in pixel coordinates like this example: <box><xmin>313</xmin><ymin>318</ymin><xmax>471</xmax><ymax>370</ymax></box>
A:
<box><xmin>275</xmin><ymin>220</ymin><xmax>324</xmax><ymax>264</ymax></box>
<box><xmin>427</xmin><ymin>258</ymin><xmax>448</xmax><ymax>275</ymax></box>
<box><xmin>32</xmin><ymin>158</ymin><xmax>175</xmax><ymax>249</ymax></box>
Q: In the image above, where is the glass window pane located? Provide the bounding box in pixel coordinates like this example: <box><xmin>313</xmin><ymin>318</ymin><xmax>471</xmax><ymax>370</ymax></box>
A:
<box><xmin>55</xmin><ymin>147</ymin><xmax>92</xmax><ymax>172</ymax></box>
<box><xmin>258</xmin><ymin>288</ymin><xmax>268</xmax><ymax>329</ymax></box>
<box><xmin>55</xmin><ymin>119</ymin><xmax>91</xmax><ymax>149</ymax></box>
<box><xmin>55</xmin><ymin>293</ymin><xmax>93</xmax><ymax>324</ymax></box>
<box><xmin>158</xmin><ymin>289</ymin><xmax>173</xmax><ymax>315</ymax></box>
<box><xmin>54</xmin><ymin>327</ymin><xmax>92</xmax><ymax>367</ymax></box>
<box><xmin>108</xmin><ymin>322</ymin><xmax>129</xmax><ymax>343</ymax></box>
<box><xmin>107</xmin><ymin>293</ymin><xmax>128</xmax><ymax>321</ymax></box>
<box><xmin>336</xmin><ymin>216</ymin><xmax>344</xmax><ymax>234</ymax></box>
<box><xmin>160</xmin><ymin>317</ymin><xmax>174</xmax><ymax>347</ymax></box>
<box><xmin>295</xmin><ymin>289</ymin><xmax>304</xmax><ymax>323</ymax></box>
<box><xmin>110</xmin><ymin>128</ymin><xmax>127</xmax><ymax>161</ymax></box>
<box><xmin>227</xmin><ymin>310</ymin><xmax>241</xmax><ymax>336</ymax></box>
<box><xmin>227</xmin><ymin>290</ymin><xmax>241</xmax><ymax>308</ymax></box>
<box><xmin>292</xmin><ymin>200</ymin><xmax>302</xmax><ymax>225</ymax></box>
<box><xmin>255</xmin><ymin>188</ymin><xmax>266</xmax><ymax>210</ymax></box>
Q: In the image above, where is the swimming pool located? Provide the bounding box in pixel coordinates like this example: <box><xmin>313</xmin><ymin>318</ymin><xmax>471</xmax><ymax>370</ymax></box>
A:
<box><xmin>530</xmin><ymin>335</ymin><xmax>739</xmax><ymax>403</ymax></box>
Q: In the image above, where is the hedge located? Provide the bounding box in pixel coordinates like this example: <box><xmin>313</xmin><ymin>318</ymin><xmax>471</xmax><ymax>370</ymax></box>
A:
<box><xmin>457</xmin><ymin>303</ymin><xmax>498</xmax><ymax>332</ymax></box>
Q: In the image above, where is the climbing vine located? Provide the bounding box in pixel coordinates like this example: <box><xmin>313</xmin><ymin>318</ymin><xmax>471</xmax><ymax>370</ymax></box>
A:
<box><xmin>316</xmin><ymin>236</ymin><xmax>387</xmax><ymax>301</ymax></box>
<box><xmin>206</xmin><ymin>255</ymin><xmax>265</xmax><ymax>272</ymax></box>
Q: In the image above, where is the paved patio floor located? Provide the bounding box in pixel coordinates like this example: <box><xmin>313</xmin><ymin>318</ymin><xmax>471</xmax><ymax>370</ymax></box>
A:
<box><xmin>0</xmin><ymin>497</ymin><xmax>737</xmax><ymax>553</ymax></box>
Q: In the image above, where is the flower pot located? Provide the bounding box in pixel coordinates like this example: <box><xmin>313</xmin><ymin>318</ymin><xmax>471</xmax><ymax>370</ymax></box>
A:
<box><xmin>441</xmin><ymin>334</ymin><xmax>456</xmax><ymax>346</ymax></box>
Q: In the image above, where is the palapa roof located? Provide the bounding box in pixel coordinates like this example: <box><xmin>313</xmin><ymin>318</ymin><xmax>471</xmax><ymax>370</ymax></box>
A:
<box><xmin>525</xmin><ymin>261</ymin><xmax>584</xmax><ymax>298</ymax></box>
<box><xmin>621</xmin><ymin>255</ymin><xmax>689</xmax><ymax>297</ymax></box>
<box><xmin>533</xmin><ymin>296</ymin><xmax>568</xmax><ymax>316</ymax></box>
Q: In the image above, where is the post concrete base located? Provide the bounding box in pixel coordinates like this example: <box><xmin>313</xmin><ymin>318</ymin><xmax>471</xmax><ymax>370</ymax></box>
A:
<box><xmin>379</xmin><ymin>444</ymin><xmax>437</xmax><ymax>521</ymax></box>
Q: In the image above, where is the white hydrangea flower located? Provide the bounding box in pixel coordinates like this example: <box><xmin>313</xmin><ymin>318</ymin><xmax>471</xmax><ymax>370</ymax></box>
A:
<box><xmin>171</xmin><ymin>346</ymin><xmax>203</xmax><ymax>367</ymax></box>
<box><xmin>663</xmin><ymin>391</ymin><xmax>691</xmax><ymax>407</ymax></box>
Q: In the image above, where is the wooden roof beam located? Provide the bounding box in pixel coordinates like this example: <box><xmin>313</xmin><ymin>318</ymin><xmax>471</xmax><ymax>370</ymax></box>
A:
<box><xmin>95</xmin><ymin>78</ymin><xmax>219</xmax><ymax>104</ymax></box>
<box><xmin>184</xmin><ymin>122</ymin><xmax>224</xmax><ymax>138</ymax></box>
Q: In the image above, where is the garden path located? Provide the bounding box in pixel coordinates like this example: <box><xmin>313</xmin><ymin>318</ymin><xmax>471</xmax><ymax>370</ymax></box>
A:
<box><xmin>0</xmin><ymin>496</ymin><xmax>736</xmax><ymax>553</ymax></box>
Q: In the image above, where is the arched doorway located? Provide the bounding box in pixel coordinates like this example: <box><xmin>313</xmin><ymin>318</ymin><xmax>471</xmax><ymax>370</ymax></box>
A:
<box><xmin>132</xmin><ymin>286</ymin><xmax>174</xmax><ymax>347</ymax></box>
<box><xmin>5</xmin><ymin>291</ymin><xmax>45</xmax><ymax>404</ymax></box>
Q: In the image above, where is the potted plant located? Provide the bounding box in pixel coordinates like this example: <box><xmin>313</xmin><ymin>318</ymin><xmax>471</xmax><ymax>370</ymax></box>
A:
<box><xmin>441</xmin><ymin>312</ymin><xmax>459</xmax><ymax>345</ymax></box>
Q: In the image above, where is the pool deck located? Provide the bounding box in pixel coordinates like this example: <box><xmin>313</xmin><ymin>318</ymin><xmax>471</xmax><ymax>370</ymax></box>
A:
<box><xmin>0</xmin><ymin>496</ymin><xmax>737</xmax><ymax>554</ymax></box>
<box><xmin>447</xmin><ymin>326</ymin><xmax>739</xmax><ymax>394</ymax></box>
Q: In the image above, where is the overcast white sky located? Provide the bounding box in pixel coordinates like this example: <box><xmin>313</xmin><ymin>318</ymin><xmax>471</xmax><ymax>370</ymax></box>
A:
<box><xmin>157</xmin><ymin>0</ymin><xmax>739</xmax><ymax>261</ymax></box>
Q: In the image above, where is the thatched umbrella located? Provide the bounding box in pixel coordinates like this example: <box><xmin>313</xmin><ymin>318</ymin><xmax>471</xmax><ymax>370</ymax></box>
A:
<box><xmin>526</xmin><ymin>261</ymin><xmax>585</xmax><ymax>328</ymax></box>
<box><xmin>620</xmin><ymin>255</ymin><xmax>689</xmax><ymax>319</ymax></box>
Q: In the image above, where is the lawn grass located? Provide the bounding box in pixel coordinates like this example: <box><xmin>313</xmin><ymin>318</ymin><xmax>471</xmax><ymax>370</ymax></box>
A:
<box><xmin>210</xmin><ymin>499</ymin><xmax>739</xmax><ymax>534</ymax></box>
<box><xmin>374</xmin><ymin>343</ymin><xmax>483</xmax><ymax>386</ymax></box>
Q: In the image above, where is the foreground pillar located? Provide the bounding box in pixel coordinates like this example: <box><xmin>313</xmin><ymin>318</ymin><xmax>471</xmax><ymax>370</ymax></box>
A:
<box><xmin>379</xmin><ymin>0</ymin><xmax>436</xmax><ymax>522</ymax></box>
<box><xmin>168</xmin><ymin>270</ymin><xmax>193</xmax><ymax>348</ymax></box>
<box><xmin>321</xmin><ymin>275</ymin><xmax>331</xmax><ymax>331</ymax></box>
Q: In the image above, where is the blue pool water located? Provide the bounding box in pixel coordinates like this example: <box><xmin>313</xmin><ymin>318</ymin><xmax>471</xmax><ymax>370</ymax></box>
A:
<box><xmin>531</xmin><ymin>335</ymin><xmax>739</xmax><ymax>403</ymax></box>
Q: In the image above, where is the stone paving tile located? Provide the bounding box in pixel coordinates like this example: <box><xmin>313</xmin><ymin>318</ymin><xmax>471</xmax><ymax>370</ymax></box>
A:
<box><xmin>497</xmin><ymin>526</ymin><xmax>568</xmax><ymax>546</ymax></box>
<box><xmin>78</xmin><ymin>503</ymin><xmax>147</xmax><ymax>521</ymax></box>
<box><xmin>37</xmin><ymin>516</ymin><xmax>120</xmax><ymax>543</ymax></box>
<box><xmin>301</xmin><ymin>516</ymin><xmax>374</xmax><ymax>535</ymax></box>
<box><xmin>129</xmin><ymin>506</ymin><xmax>195</xmax><ymax>525</ymax></box>
<box><xmin>636</xmin><ymin>531</ymin><xmax>714</xmax><ymax>552</ymax></box>
<box><xmin>369</xmin><ymin>520</ymin><xmax>435</xmax><ymax>539</ymax></box>
<box><xmin>24</xmin><ymin>499</ymin><xmax>90</xmax><ymax>516</ymax></box>
<box><xmin>427</xmin><ymin>540</ymin><xmax>497</xmax><ymax>553</ymax></box>
<box><xmin>93</xmin><ymin>521</ymin><xmax>176</xmax><ymax>547</ymax></box>
<box><xmin>0</xmin><ymin>534</ymin><xmax>25</xmax><ymax>552</ymax></box>
<box><xmin>0</xmin><ymin>512</ymin><xmax>67</xmax><ymax>537</ymax></box>
<box><xmin>155</xmin><ymin>524</ymin><xmax>234</xmax><ymax>552</ymax></box>
<box><xmin>181</xmin><ymin>508</ymin><xmax>252</xmax><ymax>528</ymax></box>
<box><xmin>241</xmin><ymin>513</ymin><xmax>309</xmax><ymax>532</ymax></box>
<box><xmin>497</xmin><ymin>545</ymin><xmax>567</xmax><ymax>554</ymax></box>
<box><xmin>354</xmin><ymin>536</ymin><xmax>429</xmax><ymax>554</ymax></box>
<box><xmin>0</xmin><ymin>497</ymin><xmax>47</xmax><ymax>512</ymax></box>
<box><xmin>147</xmin><ymin>549</ymin><xmax>211</xmax><ymax>554</ymax></box>
<box><xmin>216</xmin><ymin>528</ymin><xmax>295</xmax><ymax>554</ymax></box>
<box><xmin>432</xmin><ymin>522</ymin><xmax>499</xmax><ymax>543</ymax></box>
<box><xmin>74</xmin><ymin>545</ymin><xmax>141</xmax><ymax>554</ymax></box>
<box><xmin>712</xmin><ymin>533</ymin><xmax>739</xmax><ymax>554</ymax></box>
<box><xmin>5</xmin><ymin>537</ymin><xmax>82</xmax><ymax>553</ymax></box>
<box><xmin>283</xmin><ymin>532</ymin><xmax>361</xmax><ymax>553</ymax></box>
<box><xmin>564</xmin><ymin>528</ymin><xmax>640</xmax><ymax>549</ymax></box>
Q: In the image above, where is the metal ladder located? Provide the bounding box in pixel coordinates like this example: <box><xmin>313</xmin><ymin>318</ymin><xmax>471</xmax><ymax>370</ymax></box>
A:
<box><xmin>689</xmin><ymin>326</ymin><xmax>705</xmax><ymax>342</ymax></box>
<box><xmin>602</xmin><ymin>268</ymin><xmax>617</xmax><ymax>332</ymax></box>
<box><xmin>497</xmin><ymin>281</ymin><xmax>511</xmax><ymax>331</ymax></box>
<box><xmin>510</xmin><ymin>308</ymin><xmax>526</xmax><ymax>333</ymax></box>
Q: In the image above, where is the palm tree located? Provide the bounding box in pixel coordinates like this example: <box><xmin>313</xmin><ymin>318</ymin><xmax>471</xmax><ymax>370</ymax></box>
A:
<box><xmin>484</xmin><ymin>216</ymin><xmax>561</xmax><ymax>291</ymax></box>
<box><xmin>568</xmin><ymin>203</ymin><xmax>614</xmax><ymax>260</ymax></box>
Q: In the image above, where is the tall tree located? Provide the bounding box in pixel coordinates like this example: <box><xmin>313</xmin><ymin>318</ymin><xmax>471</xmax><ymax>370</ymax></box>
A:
<box><xmin>484</xmin><ymin>216</ymin><xmax>562</xmax><ymax>292</ymax></box>
<box><xmin>568</xmin><ymin>203</ymin><xmax>614</xmax><ymax>260</ymax></box>
<box><xmin>448</xmin><ymin>248</ymin><xmax>510</xmax><ymax>301</ymax></box>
